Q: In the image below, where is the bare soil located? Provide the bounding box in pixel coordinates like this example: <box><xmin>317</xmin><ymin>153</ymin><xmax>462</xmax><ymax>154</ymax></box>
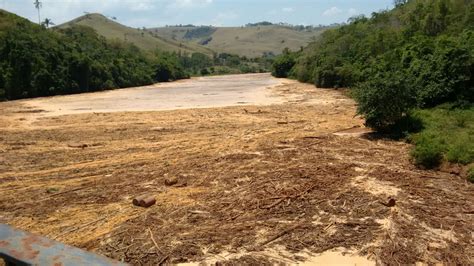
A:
<box><xmin>22</xmin><ymin>73</ymin><xmax>284</xmax><ymax>118</ymax></box>
<box><xmin>0</xmin><ymin>74</ymin><xmax>472</xmax><ymax>265</ymax></box>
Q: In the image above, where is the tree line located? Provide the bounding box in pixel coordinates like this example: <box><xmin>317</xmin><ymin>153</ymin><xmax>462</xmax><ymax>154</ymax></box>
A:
<box><xmin>0</xmin><ymin>11</ymin><xmax>185</xmax><ymax>100</ymax></box>
<box><xmin>273</xmin><ymin>0</ymin><xmax>473</xmax><ymax>130</ymax></box>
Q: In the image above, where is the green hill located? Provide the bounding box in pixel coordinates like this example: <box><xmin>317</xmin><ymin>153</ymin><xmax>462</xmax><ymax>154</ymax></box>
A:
<box><xmin>153</xmin><ymin>24</ymin><xmax>328</xmax><ymax>58</ymax></box>
<box><xmin>0</xmin><ymin>9</ymin><xmax>189</xmax><ymax>100</ymax></box>
<box><xmin>57</xmin><ymin>14</ymin><xmax>214</xmax><ymax>56</ymax></box>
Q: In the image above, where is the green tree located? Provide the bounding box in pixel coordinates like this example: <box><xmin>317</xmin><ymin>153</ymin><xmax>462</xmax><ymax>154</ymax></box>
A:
<box><xmin>272</xmin><ymin>48</ymin><xmax>297</xmax><ymax>78</ymax></box>
<box><xmin>42</xmin><ymin>18</ymin><xmax>54</xmax><ymax>28</ymax></box>
<box><xmin>354</xmin><ymin>68</ymin><xmax>416</xmax><ymax>131</ymax></box>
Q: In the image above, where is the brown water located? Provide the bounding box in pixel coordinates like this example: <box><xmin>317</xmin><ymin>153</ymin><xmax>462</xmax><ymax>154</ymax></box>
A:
<box><xmin>24</xmin><ymin>73</ymin><xmax>284</xmax><ymax>117</ymax></box>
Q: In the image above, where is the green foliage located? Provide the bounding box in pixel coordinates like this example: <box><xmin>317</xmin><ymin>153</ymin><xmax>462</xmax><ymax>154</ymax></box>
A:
<box><xmin>402</xmin><ymin>33</ymin><xmax>474</xmax><ymax>107</ymax></box>
<box><xmin>179</xmin><ymin>52</ymin><xmax>212</xmax><ymax>73</ymax></box>
<box><xmin>272</xmin><ymin>48</ymin><xmax>297</xmax><ymax>78</ymax></box>
<box><xmin>354</xmin><ymin>70</ymin><xmax>416</xmax><ymax>130</ymax></box>
<box><xmin>280</xmin><ymin>0</ymin><xmax>474</xmax><ymax>129</ymax></box>
<box><xmin>200</xmin><ymin>68</ymin><xmax>210</xmax><ymax>76</ymax></box>
<box><xmin>410</xmin><ymin>105</ymin><xmax>474</xmax><ymax>168</ymax></box>
<box><xmin>410</xmin><ymin>133</ymin><xmax>444</xmax><ymax>168</ymax></box>
<box><xmin>177</xmin><ymin>52</ymin><xmax>267</xmax><ymax>77</ymax></box>
<box><xmin>0</xmin><ymin>10</ymin><xmax>193</xmax><ymax>100</ymax></box>
<box><xmin>446</xmin><ymin>135</ymin><xmax>472</xmax><ymax>164</ymax></box>
<box><xmin>183</xmin><ymin>26</ymin><xmax>216</xmax><ymax>40</ymax></box>
<box><xmin>468</xmin><ymin>167</ymin><xmax>474</xmax><ymax>183</ymax></box>
<box><xmin>213</xmin><ymin>53</ymin><xmax>242</xmax><ymax>67</ymax></box>
<box><xmin>153</xmin><ymin>51</ymin><xmax>188</xmax><ymax>82</ymax></box>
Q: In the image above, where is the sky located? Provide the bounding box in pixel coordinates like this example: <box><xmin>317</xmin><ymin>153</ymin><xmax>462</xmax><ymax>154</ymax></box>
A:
<box><xmin>1</xmin><ymin>0</ymin><xmax>394</xmax><ymax>28</ymax></box>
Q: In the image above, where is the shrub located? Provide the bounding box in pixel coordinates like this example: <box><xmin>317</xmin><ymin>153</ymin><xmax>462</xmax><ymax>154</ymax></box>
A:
<box><xmin>468</xmin><ymin>167</ymin><xmax>474</xmax><ymax>183</ymax></box>
<box><xmin>200</xmin><ymin>68</ymin><xmax>210</xmax><ymax>76</ymax></box>
<box><xmin>314</xmin><ymin>68</ymin><xmax>340</xmax><ymax>88</ymax></box>
<box><xmin>446</xmin><ymin>134</ymin><xmax>474</xmax><ymax>164</ymax></box>
<box><xmin>354</xmin><ymin>70</ymin><xmax>416</xmax><ymax>131</ymax></box>
<box><xmin>272</xmin><ymin>49</ymin><xmax>296</xmax><ymax>78</ymax></box>
<box><xmin>411</xmin><ymin>133</ymin><xmax>444</xmax><ymax>168</ymax></box>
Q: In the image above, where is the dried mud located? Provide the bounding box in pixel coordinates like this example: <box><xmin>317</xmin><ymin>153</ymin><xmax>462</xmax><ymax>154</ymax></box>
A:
<box><xmin>0</xmin><ymin>75</ymin><xmax>472</xmax><ymax>265</ymax></box>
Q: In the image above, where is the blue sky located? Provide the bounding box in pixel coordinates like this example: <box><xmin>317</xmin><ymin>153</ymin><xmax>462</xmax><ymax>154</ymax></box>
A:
<box><xmin>2</xmin><ymin>0</ymin><xmax>394</xmax><ymax>28</ymax></box>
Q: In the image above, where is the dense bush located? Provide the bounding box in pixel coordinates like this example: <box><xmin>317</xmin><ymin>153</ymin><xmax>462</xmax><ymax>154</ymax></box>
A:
<box><xmin>272</xmin><ymin>48</ymin><xmax>297</xmax><ymax>78</ymax></box>
<box><xmin>353</xmin><ymin>70</ymin><xmax>416</xmax><ymax>130</ymax></box>
<box><xmin>179</xmin><ymin>52</ymin><xmax>213</xmax><ymax>74</ymax></box>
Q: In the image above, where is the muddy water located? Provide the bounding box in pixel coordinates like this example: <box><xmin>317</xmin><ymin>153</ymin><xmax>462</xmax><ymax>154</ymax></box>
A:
<box><xmin>24</xmin><ymin>73</ymin><xmax>284</xmax><ymax>117</ymax></box>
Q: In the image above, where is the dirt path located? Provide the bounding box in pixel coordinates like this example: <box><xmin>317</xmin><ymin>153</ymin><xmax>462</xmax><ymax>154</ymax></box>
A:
<box><xmin>0</xmin><ymin>75</ymin><xmax>472</xmax><ymax>265</ymax></box>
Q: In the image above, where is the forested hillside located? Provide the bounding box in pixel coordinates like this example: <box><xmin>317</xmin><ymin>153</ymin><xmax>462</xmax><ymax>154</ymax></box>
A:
<box><xmin>0</xmin><ymin>10</ymin><xmax>190</xmax><ymax>100</ymax></box>
<box><xmin>273</xmin><ymin>0</ymin><xmax>473</xmax><ymax>174</ymax></box>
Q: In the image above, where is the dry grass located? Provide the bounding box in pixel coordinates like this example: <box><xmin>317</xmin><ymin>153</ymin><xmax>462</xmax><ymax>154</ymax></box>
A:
<box><xmin>154</xmin><ymin>25</ymin><xmax>326</xmax><ymax>57</ymax></box>
<box><xmin>57</xmin><ymin>14</ymin><xmax>213</xmax><ymax>55</ymax></box>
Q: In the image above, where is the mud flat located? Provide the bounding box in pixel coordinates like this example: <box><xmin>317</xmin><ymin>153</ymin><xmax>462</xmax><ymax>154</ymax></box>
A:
<box><xmin>21</xmin><ymin>73</ymin><xmax>285</xmax><ymax>118</ymax></box>
<box><xmin>0</xmin><ymin>74</ymin><xmax>472</xmax><ymax>265</ymax></box>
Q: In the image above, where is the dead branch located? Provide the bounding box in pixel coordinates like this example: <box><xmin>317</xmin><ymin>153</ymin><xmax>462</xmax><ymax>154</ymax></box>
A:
<box><xmin>261</xmin><ymin>183</ymin><xmax>319</xmax><ymax>209</ymax></box>
<box><xmin>148</xmin><ymin>228</ymin><xmax>162</xmax><ymax>254</ymax></box>
<box><xmin>260</xmin><ymin>223</ymin><xmax>303</xmax><ymax>246</ymax></box>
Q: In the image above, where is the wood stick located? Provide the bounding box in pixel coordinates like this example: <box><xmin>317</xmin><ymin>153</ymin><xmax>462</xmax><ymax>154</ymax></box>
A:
<box><xmin>261</xmin><ymin>183</ymin><xmax>318</xmax><ymax>209</ymax></box>
<box><xmin>148</xmin><ymin>228</ymin><xmax>162</xmax><ymax>253</ymax></box>
<box><xmin>260</xmin><ymin>223</ymin><xmax>303</xmax><ymax>246</ymax></box>
<box><xmin>49</xmin><ymin>187</ymin><xmax>86</xmax><ymax>197</ymax></box>
<box><xmin>158</xmin><ymin>255</ymin><xmax>170</xmax><ymax>265</ymax></box>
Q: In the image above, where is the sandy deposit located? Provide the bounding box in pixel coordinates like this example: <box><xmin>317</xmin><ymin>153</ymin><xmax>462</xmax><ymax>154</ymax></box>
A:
<box><xmin>0</xmin><ymin>74</ymin><xmax>472</xmax><ymax>265</ymax></box>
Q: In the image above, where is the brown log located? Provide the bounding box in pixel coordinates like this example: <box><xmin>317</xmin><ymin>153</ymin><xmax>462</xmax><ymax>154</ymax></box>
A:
<box><xmin>164</xmin><ymin>177</ymin><xmax>178</xmax><ymax>186</ymax></box>
<box><xmin>139</xmin><ymin>196</ymin><xmax>156</xmax><ymax>208</ymax></box>
<box><xmin>133</xmin><ymin>195</ymin><xmax>147</xmax><ymax>207</ymax></box>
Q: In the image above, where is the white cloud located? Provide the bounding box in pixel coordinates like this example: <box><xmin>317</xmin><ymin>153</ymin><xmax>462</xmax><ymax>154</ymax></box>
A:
<box><xmin>3</xmin><ymin>0</ymin><xmax>177</xmax><ymax>26</ymax></box>
<box><xmin>210</xmin><ymin>11</ymin><xmax>238</xmax><ymax>26</ymax></box>
<box><xmin>267</xmin><ymin>9</ymin><xmax>277</xmax><ymax>15</ymax></box>
<box><xmin>130</xmin><ymin>1</ymin><xmax>156</xmax><ymax>11</ymax></box>
<box><xmin>170</xmin><ymin>0</ymin><xmax>213</xmax><ymax>9</ymax></box>
<box><xmin>322</xmin><ymin>6</ymin><xmax>342</xmax><ymax>17</ymax></box>
<box><xmin>282</xmin><ymin>7</ymin><xmax>294</xmax><ymax>13</ymax></box>
<box><xmin>348</xmin><ymin>8</ymin><xmax>358</xmax><ymax>16</ymax></box>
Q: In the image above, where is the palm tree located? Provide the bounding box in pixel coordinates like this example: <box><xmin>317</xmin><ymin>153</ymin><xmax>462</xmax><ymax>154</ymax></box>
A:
<box><xmin>42</xmin><ymin>18</ymin><xmax>54</xmax><ymax>28</ymax></box>
<box><xmin>34</xmin><ymin>0</ymin><xmax>42</xmax><ymax>24</ymax></box>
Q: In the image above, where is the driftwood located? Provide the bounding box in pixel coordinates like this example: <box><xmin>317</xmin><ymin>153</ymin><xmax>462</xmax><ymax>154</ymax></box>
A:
<box><xmin>260</xmin><ymin>223</ymin><xmax>304</xmax><ymax>246</ymax></box>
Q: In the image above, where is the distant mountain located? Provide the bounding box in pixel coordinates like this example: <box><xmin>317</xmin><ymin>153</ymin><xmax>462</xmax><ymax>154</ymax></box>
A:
<box><xmin>57</xmin><ymin>14</ymin><xmax>213</xmax><ymax>56</ymax></box>
<box><xmin>152</xmin><ymin>24</ymin><xmax>328</xmax><ymax>58</ymax></box>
